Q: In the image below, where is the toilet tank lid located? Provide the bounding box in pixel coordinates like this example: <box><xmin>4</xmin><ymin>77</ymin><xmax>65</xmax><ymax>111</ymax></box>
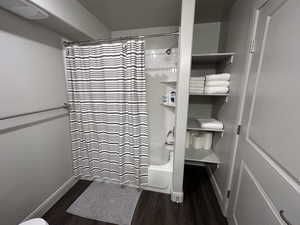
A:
<box><xmin>19</xmin><ymin>218</ymin><xmax>49</xmax><ymax>225</ymax></box>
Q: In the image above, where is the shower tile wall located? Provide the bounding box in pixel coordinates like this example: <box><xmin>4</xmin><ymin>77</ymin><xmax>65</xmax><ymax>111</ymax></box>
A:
<box><xmin>145</xmin><ymin>49</ymin><xmax>178</xmax><ymax>165</ymax></box>
<box><xmin>111</xmin><ymin>23</ymin><xmax>221</xmax><ymax>165</ymax></box>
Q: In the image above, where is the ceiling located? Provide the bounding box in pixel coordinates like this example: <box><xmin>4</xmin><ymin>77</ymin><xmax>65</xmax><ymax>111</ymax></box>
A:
<box><xmin>79</xmin><ymin>0</ymin><xmax>237</xmax><ymax>31</ymax></box>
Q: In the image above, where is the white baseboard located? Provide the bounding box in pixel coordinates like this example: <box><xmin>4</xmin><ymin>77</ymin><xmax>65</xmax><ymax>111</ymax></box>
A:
<box><xmin>207</xmin><ymin>168</ymin><xmax>226</xmax><ymax>215</ymax></box>
<box><xmin>23</xmin><ymin>176</ymin><xmax>78</xmax><ymax>221</ymax></box>
<box><xmin>142</xmin><ymin>185</ymin><xmax>171</xmax><ymax>194</ymax></box>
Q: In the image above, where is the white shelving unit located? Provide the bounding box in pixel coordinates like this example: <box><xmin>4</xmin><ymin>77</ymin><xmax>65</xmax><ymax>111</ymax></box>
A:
<box><xmin>184</xmin><ymin>52</ymin><xmax>235</xmax><ymax>166</ymax></box>
<box><xmin>187</xmin><ymin>118</ymin><xmax>224</xmax><ymax>132</ymax></box>
<box><xmin>185</xmin><ymin>147</ymin><xmax>220</xmax><ymax>165</ymax></box>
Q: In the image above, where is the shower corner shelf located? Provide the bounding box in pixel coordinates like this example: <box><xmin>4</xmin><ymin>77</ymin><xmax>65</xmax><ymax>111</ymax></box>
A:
<box><xmin>187</xmin><ymin>118</ymin><xmax>224</xmax><ymax>132</ymax></box>
<box><xmin>185</xmin><ymin>147</ymin><xmax>220</xmax><ymax>165</ymax></box>
<box><xmin>161</xmin><ymin>102</ymin><xmax>176</xmax><ymax>108</ymax></box>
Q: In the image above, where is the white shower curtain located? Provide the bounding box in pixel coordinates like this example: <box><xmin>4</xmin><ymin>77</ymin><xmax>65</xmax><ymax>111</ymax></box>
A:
<box><xmin>65</xmin><ymin>40</ymin><xmax>149</xmax><ymax>187</ymax></box>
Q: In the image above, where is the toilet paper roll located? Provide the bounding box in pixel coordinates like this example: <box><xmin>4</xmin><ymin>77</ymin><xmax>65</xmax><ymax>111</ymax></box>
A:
<box><xmin>185</xmin><ymin>131</ymin><xmax>191</xmax><ymax>148</ymax></box>
<box><xmin>203</xmin><ymin>133</ymin><xmax>213</xmax><ymax>150</ymax></box>
<box><xmin>192</xmin><ymin>133</ymin><xmax>206</xmax><ymax>150</ymax></box>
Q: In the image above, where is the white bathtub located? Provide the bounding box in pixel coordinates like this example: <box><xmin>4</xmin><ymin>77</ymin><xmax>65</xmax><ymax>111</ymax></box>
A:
<box><xmin>145</xmin><ymin>151</ymin><xmax>173</xmax><ymax>194</ymax></box>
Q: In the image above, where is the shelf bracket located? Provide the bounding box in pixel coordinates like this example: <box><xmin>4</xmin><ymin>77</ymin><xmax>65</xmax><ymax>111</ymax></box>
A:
<box><xmin>237</xmin><ymin>125</ymin><xmax>241</xmax><ymax>135</ymax></box>
<box><xmin>224</xmin><ymin>55</ymin><xmax>234</xmax><ymax>65</ymax></box>
<box><xmin>225</xmin><ymin>96</ymin><xmax>229</xmax><ymax>103</ymax></box>
<box><xmin>249</xmin><ymin>39</ymin><xmax>256</xmax><ymax>53</ymax></box>
<box><xmin>227</xmin><ymin>190</ymin><xmax>231</xmax><ymax>199</ymax></box>
<box><xmin>229</xmin><ymin>55</ymin><xmax>234</xmax><ymax>64</ymax></box>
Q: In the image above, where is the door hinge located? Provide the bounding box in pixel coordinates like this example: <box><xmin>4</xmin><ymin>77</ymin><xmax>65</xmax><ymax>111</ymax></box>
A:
<box><xmin>249</xmin><ymin>39</ymin><xmax>256</xmax><ymax>53</ymax></box>
<box><xmin>227</xmin><ymin>190</ymin><xmax>231</xmax><ymax>199</ymax></box>
<box><xmin>237</xmin><ymin>125</ymin><xmax>241</xmax><ymax>135</ymax></box>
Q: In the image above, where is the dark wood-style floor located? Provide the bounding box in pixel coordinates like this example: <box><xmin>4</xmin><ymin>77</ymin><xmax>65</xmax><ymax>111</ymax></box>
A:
<box><xmin>43</xmin><ymin>166</ymin><xmax>228</xmax><ymax>225</ymax></box>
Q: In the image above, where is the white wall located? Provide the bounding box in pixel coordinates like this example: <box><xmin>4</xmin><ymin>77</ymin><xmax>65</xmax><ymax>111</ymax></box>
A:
<box><xmin>112</xmin><ymin>26</ymin><xmax>179</xmax><ymax>50</ymax></box>
<box><xmin>192</xmin><ymin>22</ymin><xmax>221</xmax><ymax>54</ymax></box>
<box><xmin>112</xmin><ymin>27</ymin><xmax>179</xmax><ymax>164</ymax></box>
<box><xmin>0</xmin><ymin>9</ymin><xmax>73</xmax><ymax>225</ymax></box>
<box><xmin>111</xmin><ymin>24</ymin><xmax>221</xmax><ymax>166</ymax></box>
<box><xmin>112</xmin><ymin>23</ymin><xmax>221</xmax><ymax>52</ymax></box>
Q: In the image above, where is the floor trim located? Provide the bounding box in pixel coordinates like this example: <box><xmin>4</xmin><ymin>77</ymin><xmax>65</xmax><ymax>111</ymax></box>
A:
<box><xmin>23</xmin><ymin>176</ymin><xmax>78</xmax><ymax>221</ymax></box>
<box><xmin>207</xmin><ymin>168</ymin><xmax>226</xmax><ymax>215</ymax></box>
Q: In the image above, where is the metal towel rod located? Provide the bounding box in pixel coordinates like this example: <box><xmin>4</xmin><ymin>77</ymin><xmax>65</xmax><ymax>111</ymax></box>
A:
<box><xmin>0</xmin><ymin>103</ymin><xmax>70</xmax><ymax>121</ymax></box>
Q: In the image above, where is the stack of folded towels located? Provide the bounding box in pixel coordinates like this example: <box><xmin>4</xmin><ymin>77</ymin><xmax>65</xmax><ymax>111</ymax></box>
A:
<box><xmin>189</xmin><ymin>77</ymin><xmax>205</xmax><ymax>93</ymax></box>
<box><xmin>196</xmin><ymin>118</ymin><xmax>224</xmax><ymax>130</ymax></box>
<box><xmin>190</xmin><ymin>73</ymin><xmax>231</xmax><ymax>94</ymax></box>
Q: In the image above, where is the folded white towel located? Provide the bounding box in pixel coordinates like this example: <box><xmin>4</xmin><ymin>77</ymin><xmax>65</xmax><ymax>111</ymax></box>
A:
<box><xmin>190</xmin><ymin>77</ymin><xmax>205</xmax><ymax>80</ymax></box>
<box><xmin>190</xmin><ymin>90</ymin><xmax>204</xmax><ymax>93</ymax></box>
<box><xmin>204</xmin><ymin>86</ymin><xmax>229</xmax><ymax>94</ymax></box>
<box><xmin>205</xmin><ymin>73</ymin><xmax>231</xmax><ymax>81</ymax></box>
<box><xmin>190</xmin><ymin>85</ymin><xmax>204</xmax><ymax>89</ymax></box>
<box><xmin>197</xmin><ymin>119</ymin><xmax>224</xmax><ymax>130</ymax></box>
<box><xmin>205</xmin><ymin>80</ymin><xmax>230</xmax><ymax>87</ymax></box>
<box><xmin>189</xmin><ymin>84</ymin><xmax>205</xmax><ymax>88</ymax></box>
<box><xmin>190</xmin><ymin>89</ymin><xmax>204</xmax><ymax>92</ymax></box>
<box><xmin>190</xmin><ymin>81</ymin><xmax>205</xmax><ymax>84</ymax></box>
<box><xmin>190</xmin><ymin>80</ymin><xmax>205</xmax><ymax>83</ymax></box>
<box><xmin>190</xmin><ymin>90</ymin><xmax>204</xmax><ymax>94</ymax></box>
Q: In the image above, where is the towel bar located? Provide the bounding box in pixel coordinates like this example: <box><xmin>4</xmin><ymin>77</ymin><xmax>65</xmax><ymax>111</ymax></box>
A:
<box><xmin>0</xmin><ymin>103</ymin><xmax>70</xmax><ymax>121</ymax></box>
<box><xmin>280</xmin><ymin>210</ymin><xmax>292</xmax><ymax>225</ymax></box>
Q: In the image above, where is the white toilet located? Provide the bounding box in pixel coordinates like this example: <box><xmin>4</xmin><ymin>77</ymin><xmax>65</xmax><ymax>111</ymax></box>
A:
<box><xmin>19</xmin><ymin>218</ymin><xmax>49</xmax><ymax>225</ymax></box>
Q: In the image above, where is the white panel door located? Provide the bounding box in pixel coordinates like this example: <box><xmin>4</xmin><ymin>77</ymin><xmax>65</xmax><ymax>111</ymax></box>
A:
<box><xmin>228</xmin><ymin>0</ymin><xmax>300</xmax><ymax>224</ymax></box>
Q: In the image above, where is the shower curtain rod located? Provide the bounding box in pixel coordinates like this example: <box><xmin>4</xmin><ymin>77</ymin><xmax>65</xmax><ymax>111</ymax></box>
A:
<box><xmin>63</xmin><ymin>31</ymin><xmax>179</xmax><ymax>47</ymax></box>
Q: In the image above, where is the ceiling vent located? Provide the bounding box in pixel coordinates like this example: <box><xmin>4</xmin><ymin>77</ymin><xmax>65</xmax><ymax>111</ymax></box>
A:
<box><xmin>0</xmin><ymin>0</ymin><xmax>49</xmax><ymax>20</ymax></box>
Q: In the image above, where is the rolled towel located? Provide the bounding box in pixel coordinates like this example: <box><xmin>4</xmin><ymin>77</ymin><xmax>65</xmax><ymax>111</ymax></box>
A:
<box><xmin>205</xmin><ymin>73</ymin><xmax>231</xmax><ymax>81</ymax></box>
<box><xmin>197</xmin><ymin>119</ymin><xmax>224</xmax><ymax>130</ymax></box>
<box><xmin>204</xmin><ymin>86</ymin><xmax>229</xmax><ymax>94</ymax></box>
<box><xmin>205</xmin><ymin>80</ymin><xmax>230</xmax><ymax>87</ymax></box>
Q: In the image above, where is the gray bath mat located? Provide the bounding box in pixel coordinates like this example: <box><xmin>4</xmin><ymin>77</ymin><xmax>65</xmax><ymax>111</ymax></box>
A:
<box><xmin>67</xmin><ymin>182</ymin><xmax>141</xmax><ymax>225</ymax></box>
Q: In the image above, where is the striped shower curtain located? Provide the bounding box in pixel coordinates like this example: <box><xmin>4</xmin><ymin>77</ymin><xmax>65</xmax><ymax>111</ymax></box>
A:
<box><xmin>64</xmin><ymin>40</ymin><xmax>149</xmax><ymax>187</ymax></box>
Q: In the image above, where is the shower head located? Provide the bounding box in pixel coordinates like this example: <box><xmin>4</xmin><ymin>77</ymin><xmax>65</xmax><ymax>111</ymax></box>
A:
<box><xmin>166</xmin><ymin>48</ymin><xmax>172</xmax><ymax>55</ymax></box>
